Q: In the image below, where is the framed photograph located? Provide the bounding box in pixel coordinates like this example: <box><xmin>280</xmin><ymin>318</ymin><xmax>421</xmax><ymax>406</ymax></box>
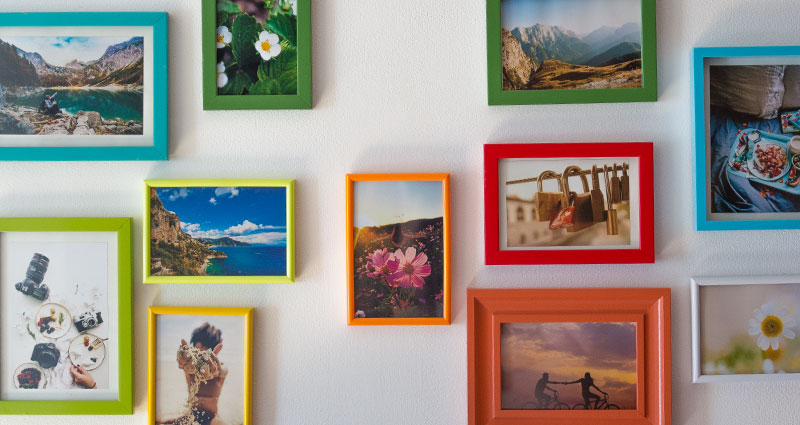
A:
<box><xmin>144</xmin><ymin>179</ymin><xmax>295</xmax><ymax>284</ymax></box>
<box><xmin>346</xmin><ymin>174</ymin><xmax>451</xmax><ymax>325</ymax></box>
<box><xmin>467</xmin><ymin>288</ymin><xmax>671</xmax><ymax>425</ymax></box>
<box><xmin>148</xmin><ymin>307</ymin><xmax>252</xmax><ymax>425</ymax></box>
<box><xmin>693</xmin><ymin>46</ymin><xmax>800</xmax><ymax>230</ymax></box>
<box><xmin>0</xmin><ymin>12</ymin><xmax>168</xmax><ymax>161</ymax></box>
<box><xmin>0</xmin><ymin>218</ymin><xmax>132</xmax><ymax>415</ymax></box>
<box><xmin>202</xmin><ymin>0</ymin><xmax>311</xmax><ymax>110</ymax></box>
<box><xmin>484</xmin><ymin>143</ymin><xmax>654</xmax><ymax>265</ymax></box>
<box><xmin>486</xmin><ymin>0</ymin><xmax>657</xmax><ymax>105</ymax></box>
<box><xmin>691</xmin><ymin>276</ymin><xmax>800</xmax><ymax>382</ymax></box>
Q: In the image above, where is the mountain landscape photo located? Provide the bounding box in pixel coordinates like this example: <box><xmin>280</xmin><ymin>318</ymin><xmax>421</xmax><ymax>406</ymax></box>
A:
<box><xmin>501</xmin><ymin>0</ymin><xmax>643</xmax><ymax>91</ymax></box>
<box><xmin>0</xmin><ymin>35</ymin><xmax>144</xmax><ymax>135</ymax></box>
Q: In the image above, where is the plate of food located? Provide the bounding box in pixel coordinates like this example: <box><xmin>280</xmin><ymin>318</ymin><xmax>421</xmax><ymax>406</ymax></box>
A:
<box><xmin>747</xmin><ymin>141</ymin><xmax>790</xmax><ymax>181</ymax></box>
<box><xmin>13</xmin><ymin>363</ymin><xmax>46</xmax><ymax>389</ymax></box>
<box><xmin>35</xmin><ymin>303</ymin><xmax>71</xmax><ymax>339</ymax></box>
<box><xmin>68</xmin><ymin>333</ymin><xmax>106</xmax><ymax>371</ymax></box>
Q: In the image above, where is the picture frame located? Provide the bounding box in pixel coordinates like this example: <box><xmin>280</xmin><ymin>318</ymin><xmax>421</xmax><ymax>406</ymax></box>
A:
<box><xmin>202</xmin><ymin>0</ymin><xmax>312</xmax><ymax>110</ymax></box>
<box><xmin>144</xmin><ymin>179</ymin><xmax>295</xmax><ymax>284</ymax></box>
<box><xmin>486</xmin><ymin>0</ymin><xmax>657</xmax><ymax>105</ymax></box>
<box><xmin>484</xmin><ymin>142</ymin><xmax>654</xmax><ymax>265</ymax></box>
<box><xmin>691</xmin><ymin>276</ymin><xmax>800</xmax><ymax>382</ymax></box>
<box><xmin>148</xmin><ymin>306</ymin><xmax>253</xmax><ymax>425</ymax></box>
<box><xmin>0</xmin><ymin>12</ymin><xmax>168</xmax><ymax>161</ymax></box>
<box><xmin>0</xmin><ymin>217</ymin><xmax>132</xmax><ymax>415</ymax></box>
<box><xmin>346</xmin><ymin>173</ymin><xmax>451</xmax><ymax>325</ymax></box>
<box><xmin>467</xmin><ymin>288</ymin><xmax>671</xmax><ymax>425</ymax></box>
<box><xmin>692</xmin><ymin>46</ymin><xmax>800</xmax><ymax>230</ymax></box>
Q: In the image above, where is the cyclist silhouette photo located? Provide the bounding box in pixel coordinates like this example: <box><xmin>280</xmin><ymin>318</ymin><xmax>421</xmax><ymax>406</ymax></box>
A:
<box><xmin>534</xmin><ymin>373</ymin><xmax>556</xmax><ymax>408</ymax></box>
<box><xmin>563</xmin><ymin>372</ymin><xmax>609</xmax><ymax>409</ymax></box>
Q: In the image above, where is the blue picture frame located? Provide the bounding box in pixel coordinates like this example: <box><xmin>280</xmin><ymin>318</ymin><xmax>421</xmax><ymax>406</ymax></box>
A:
<box><xmin>0</xmin><ymin>12</ymin><xmax>168</xmax><ymax>161</ymax></box>
<box><xmin>693</xmin><ymin>46</ymin><xmax>800</xmax><ymax>230</ymax></box>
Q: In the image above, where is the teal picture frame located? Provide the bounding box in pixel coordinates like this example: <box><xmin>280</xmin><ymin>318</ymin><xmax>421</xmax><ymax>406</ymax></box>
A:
<box><xmin>202</xmin><ymin>0</ymin><xmax>312</xmax><ymax>110</ymax></box>
<box><xmin>0</xmin><ymin>12</ymin><xmax>168</xmax><ymax>161</ymax></box>
<box><xmin>0</xmin><ymin>218</ymin><xmax>132</xmax><ymax>415</ymax></box>
<box><xmin>486</xmin><ymin>0</ymin><xmax>657</xmax><ymax>105</ymax></box>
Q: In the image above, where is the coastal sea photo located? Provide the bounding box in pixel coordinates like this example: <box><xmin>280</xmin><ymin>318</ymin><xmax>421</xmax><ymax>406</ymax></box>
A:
<box><xmin>501</xmin><ymin>0</ymin><xmax>643</xmax><ymax>91</ymax></box>
<box><xmin>147</xmin><ymin>181</ymin><xmax>292</xmax><ymax>282</ymax></box>
<box><xmin>350</xmin><ymin>177</ymin><xmax>448</xmax><ymax>321</ymax></box>
<box><xmin>0</xmin><ymin>33</ymin><xmax>145</xmax><ymax>136</ymax></box>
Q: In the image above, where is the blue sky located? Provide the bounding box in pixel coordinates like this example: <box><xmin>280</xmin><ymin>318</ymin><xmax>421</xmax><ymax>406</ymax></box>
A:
<box><xmin>0</xmin><ymin>36</ymin><xmax>136</xmax><ymax>66</ymax></box>
<box><xmin>353</xmin><ymin>180</ymin><xmax>443</xmax><ymax>227</ymax></box>
<box><xmin>157</xmin><ymin>186</ymin><xmax>287</xmax><ymax>246</ymax></box>
<box><xmin>501</xmin><ymin>0</ymin><xmax>640</xmax><ymax>33</ymax></box>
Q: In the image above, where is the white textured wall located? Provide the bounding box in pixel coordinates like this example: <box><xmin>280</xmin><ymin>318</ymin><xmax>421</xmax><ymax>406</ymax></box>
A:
<box><xmin>2</xmin><ymin>0</ymin><xmax>800</xmax><ymax>424</ymax></box>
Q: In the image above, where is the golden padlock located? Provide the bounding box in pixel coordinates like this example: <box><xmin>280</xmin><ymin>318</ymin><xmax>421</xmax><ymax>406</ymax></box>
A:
<box><xmin>603</xmin><ymin>165</ymin><xmax>619</xmax><ymax>235</ymax></box>
<box><xmin>534</xmin><ymin>170</ymin><xmax>563</xmax><ymax>222</ymax></box>
<box><xmin>621</xmin><ymin>162</ymin><xmax>630</xmax><ymax>201</ymax></box>
<box><xmin>590</xmin><ymin>165</ymin><xmax>606</xmax><ymax>223</ymax></box>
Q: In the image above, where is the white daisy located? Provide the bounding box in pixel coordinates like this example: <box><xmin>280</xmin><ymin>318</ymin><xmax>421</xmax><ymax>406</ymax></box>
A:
<box><xmin>216</xmin><ymin>62</ymin><xmax>228</xmax><ymax>88</ymax></box>
<box><xmin>749</xmin><ymin>303</ymin><xmax>796</xmax><ymax>350</ymax></box>
<box><xmin>254</xmin><ymin>31</ymin><xmax>282</xmax><ymax>61</ymax></box>
<box><xmin>216</xmin><ymin>26</ymin><xmax>232</xmax><ymax>49</ymax></box>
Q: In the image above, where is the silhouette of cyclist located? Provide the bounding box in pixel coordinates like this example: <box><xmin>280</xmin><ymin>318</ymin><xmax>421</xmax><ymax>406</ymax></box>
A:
<box><xmin>564</xmin><ymin>372</ymin><xmax>607</xmax><ymax>409</ymax></box>
<box><xmin>533</xmin><ymin>372</ymin><xmax>559</xmax><ymax>408</ymax></box>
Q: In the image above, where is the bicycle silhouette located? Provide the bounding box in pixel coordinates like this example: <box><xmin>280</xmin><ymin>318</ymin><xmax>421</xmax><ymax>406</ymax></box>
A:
<box><xmin>571</xmin><ymin>393</ymin><xmax>620</xmax><ymax>410</ymax></box>
<box><xmin>520</xmin><ymin>390</ymin><xmax>570</xmax><ymax>410</ymax></box>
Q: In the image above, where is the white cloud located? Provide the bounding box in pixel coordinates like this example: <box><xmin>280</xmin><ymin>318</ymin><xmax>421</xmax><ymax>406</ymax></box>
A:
<box><xmin>214</xmin><ymin>187</ymin><xmax>239</xmax><ymax>199</ymax></box>
<box><xmin>231</xmin><ymin>232</ymin><xmax>287</xmax><ymax>246</ymax></box>
<box><xmin>223</xmin><ymin>220</ymin><xmax>286</xmax><ymax>235</ymax></box>
<box><xmin>168</xmin><ymin>188</ymin><xmax>189</xmax><ymax>201</ymax></box>
<box><xmin>209</xmin><ymin>197</ymin><xmax>217</xmax><ymax>205</ymax></box>
<box><xmin>180</xmin><ymin>222</ymin><xmax>201</xmax><ymax>233</ymax></box>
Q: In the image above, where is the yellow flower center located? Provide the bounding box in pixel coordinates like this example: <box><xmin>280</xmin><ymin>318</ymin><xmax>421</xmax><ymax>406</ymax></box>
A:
<box><xmin>762</xmin><ymin>315</ymin><xmax>783</xmax><ymax>338</ymax></box>
<box><xmin>261</xmin><ymin>41</ymin><xmax>272</xmax><ymax>52</ymax></box>
<box><xmin>216</xmin><ymin>34</ymin><xmax>224</xmax><ymax>44</ymax></box>
<box><xmin>764</xmin><ymin>347</ymin><xmax>783</xmax><ymax>361</ymax></box>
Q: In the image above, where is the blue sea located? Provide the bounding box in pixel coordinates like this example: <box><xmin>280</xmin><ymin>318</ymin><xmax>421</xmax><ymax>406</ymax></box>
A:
<box><xmin>206</xmin><ymin>246</ymin><xmax>287</xmax><ymax>276</ymax></box>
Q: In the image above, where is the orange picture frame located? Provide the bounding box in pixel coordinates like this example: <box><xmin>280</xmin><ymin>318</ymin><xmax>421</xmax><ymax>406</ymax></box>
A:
<box><xmin>467</xmin><ymin>288</ymin><xmax>671</xmax><ymax>425</ymax></box>
<box><xmin>346</xmin><ymin>173</ymin><xmax>451</xmax><ymax>325</ymax></box>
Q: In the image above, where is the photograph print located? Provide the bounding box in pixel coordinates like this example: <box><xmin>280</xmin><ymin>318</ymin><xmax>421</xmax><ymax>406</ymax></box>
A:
<box><xmin>151</xmin><ymin>308</ymin><xmax>251</xmax><ymax>425</ymax></box>
<box><xmin>0</xmin><ymin>231</ymin><xmax>118</xmax><ymax>402</ymax></box>
<box><xmin>348</xmin><ymin>175</ymin><xmax>450</xmax><ymax>324</ymax></box>
<box><xmin>146</xmin><ymin>180</ymin><xmax>294</xmax><ymax>283</ymax></box>
<box><xmin>501</xmin><ymin>321</ymin><xmax>637</xmax><ymax>410</ymax></box>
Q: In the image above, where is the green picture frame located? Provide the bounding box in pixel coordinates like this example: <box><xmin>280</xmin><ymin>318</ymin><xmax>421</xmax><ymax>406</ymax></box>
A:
<box><xmin>486</xmin><ymin>0</ymin><xmax>657</xmax><ymax>105</ymax></box>
<box><xmin>144</xmin><ymin>179</ymin><xmax>295</xmax><ymax>284</ymax></box>
<box><xmin>202</xmin><ymin>0</ymin><xmax>312</xmax><ymax>110</ymax></box>
<box><xmin>0</xmin><ymin>217</ymin><xmax>132</xmax><ymax>415</ymax></box>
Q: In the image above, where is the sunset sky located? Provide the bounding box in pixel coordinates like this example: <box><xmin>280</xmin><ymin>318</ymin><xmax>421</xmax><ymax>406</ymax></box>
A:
<box><xmin>500</xmin><ymin>322</ymin><xmax>638</xmax><ymax>409</ymax></box>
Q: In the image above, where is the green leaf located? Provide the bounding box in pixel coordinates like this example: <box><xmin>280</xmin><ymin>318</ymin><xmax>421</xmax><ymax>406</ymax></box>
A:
<box><xmin>248</xmin><ymin>78</ymin><xmax>281</xmax><ymax>95</ymax></box>
<box><xmin>231</xmin><ymin>13</ymin><xmax>261</xmax><ymax>67</ymax></box>
<box><xmin>278</xmin><ymin>69</ymin><xmax>297</xmax><ymax>94</ymax></box>
<box><xmin>266</xmin><ymin>44</ymin><xmax>296</xmax><ymax>80</ymax></box>
<box><xmin>217</xmin><ymin>11</ymin><xmax>230</xmax><ymax>27</ymax></box>
<box><xmin>266</xmin><ymin>12</ymin><xmax>297</xmax><ymax>46</ymax></box>
<box><xmin>217</xmin><ymin>0</ymin><xmax>242</xmax><ymax>14</ymax></box>
<box><xmin>221</xmin><ymin>70</ymin><xmax>252</xmax><ymax>95</ymax></box>
<box><xmin>257</xmin><ymin>61</ymin><xmax>270</xmax><ymax>81</ymax></box>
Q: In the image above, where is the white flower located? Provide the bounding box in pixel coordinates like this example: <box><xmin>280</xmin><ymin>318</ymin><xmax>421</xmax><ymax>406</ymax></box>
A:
<box><xmin>749</xmin><ymin>303</ymin><xmax>796</xmax><ymax>350</ymax></box>
<box><xmin>355</xmin><ymin>310</ymin><xmax>365</xmax><ymax>318</ymax></box>
<box><xmin>216</xmin><ymin>26</ymin><xmax>232</xmax><ymax>49</ymax></box>
<box><xmin>254</xmin><ymin>31</ymin><xmax>282</xmax><ymax>61</ymax></box>
<box><xmin>216</xmin><ymin>62</ymin><xmax>228</xmax><ymax>88</ymax></box>
<box><xmin>289</xmin><ymin>0</ymin><xmax>297</xmax><ymax>15</ymax></box>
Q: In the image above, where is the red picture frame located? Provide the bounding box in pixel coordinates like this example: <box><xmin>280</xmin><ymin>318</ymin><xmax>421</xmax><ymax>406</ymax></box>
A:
<box><xmin>467</xmin><ymin>288</ymin><xmax>671</xmax><ymax>425</ymax></box>
<box><xmin>483</xmin><ymin>142</ymin><xmax>654</xmax><ymax>265</ymax></box>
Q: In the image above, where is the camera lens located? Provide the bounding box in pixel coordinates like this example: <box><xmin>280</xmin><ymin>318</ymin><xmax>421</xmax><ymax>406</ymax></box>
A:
<box><xmin>86</xmin><ymin>318</ymin><xmax>97</xmax><ymax>327</ymax></box>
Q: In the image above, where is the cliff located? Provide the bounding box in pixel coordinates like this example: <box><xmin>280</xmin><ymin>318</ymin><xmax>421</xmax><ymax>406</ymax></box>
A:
<box><xmin>502</xmin><ymin>28</ymin><xmax>536</xmax><ymax>90</ymax></box>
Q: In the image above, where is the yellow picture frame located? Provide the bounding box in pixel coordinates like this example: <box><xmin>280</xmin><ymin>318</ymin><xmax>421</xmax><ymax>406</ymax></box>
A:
<box><xmin>148</xmin><ymin>306</ymin><xmax>253</xmax><ymax>425</ymax></box>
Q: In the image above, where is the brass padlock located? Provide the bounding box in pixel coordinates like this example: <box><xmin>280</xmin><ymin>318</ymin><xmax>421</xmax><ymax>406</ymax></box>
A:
<box><xmin>621</xmin><ymin>162</ymin><xmax>630</xmax><ymax>201</ymax></box>
<box><xmin>610</xmin><ymin>163</ymin><xmax>621</xmax><ymax>203</ymax></box>
<box><xmin>603</xmin><ymin>165</ymin><xmax>619</xmax><ymax>235</ymax></box>
<box><xmin>561</xmin><ymin>166</ymin><xmax>594</xmax><ymax>233</ymax></box>
<box><xmin>590</xmin><ymin>165</ymin><xmax>606</xmax><ymax>222</ymax></box>
<box><xmin>534</xmin><ymin>170</ymin><xmax>563</xmax><ymax>222</ymax></box>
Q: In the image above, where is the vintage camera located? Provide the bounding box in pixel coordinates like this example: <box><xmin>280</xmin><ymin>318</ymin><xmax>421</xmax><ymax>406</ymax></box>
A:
<box><xmin>74</xmin><ymin>309</ymin><xmax>103</xmax><ymax>333</ymax></box>
<box><xmin>30</xmin><ymin>342</ymin><xmax>59</xmax><ymax>369</ymax></box>
<box><xmin>14</xmin><ymin>253</ymin><xmax>50</xmax><ymax>301</ymax></box>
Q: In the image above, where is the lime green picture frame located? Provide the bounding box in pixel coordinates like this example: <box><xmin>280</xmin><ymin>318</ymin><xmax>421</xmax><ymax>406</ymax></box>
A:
<box><xmin>486</xmin><ymin>0</ymin><xmax>657</xmax><ymax>105</ymax></box>
<box><xmin>202</xmin><ymin>0</ymin><xmax>312</xmax><ymax>110</ymax></box>
<box><xmin>0</xmin><ymin>217</ymin><xmax>132</xmax><ymax>415</ymax></box>
<box><xmin>144</xmin><ymin>179</ymin><xmax>295</xmax><ymax>284</ymax></box>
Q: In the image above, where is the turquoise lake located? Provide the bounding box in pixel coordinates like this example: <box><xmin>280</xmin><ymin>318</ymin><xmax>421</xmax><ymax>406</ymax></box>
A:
<box><xmin>8</xmin><ymin>89</ymin><xmax>143</xmax><ymax>122</ymax></box>
<box><xmin>206</xmin><ymin>246</ymin><xmax>287</xmax><ymax>276</ymax></box>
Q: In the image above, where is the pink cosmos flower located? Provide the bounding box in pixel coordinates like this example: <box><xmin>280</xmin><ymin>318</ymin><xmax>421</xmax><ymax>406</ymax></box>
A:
<box><xmin>366</xmin><ymin>248</ymin><xmax>394</xmax><ymax>278</ymax></box>
<box><xmin>387</xmin><ymin>247</ymin><xmax>431</xmax><ymax>288</ymax></box>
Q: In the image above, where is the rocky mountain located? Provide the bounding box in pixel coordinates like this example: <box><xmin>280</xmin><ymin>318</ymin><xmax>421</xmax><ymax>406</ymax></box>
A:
<box><xmin>150</xmin><ymin>188</ymin><xmax>224</xmax><ymax>276</ymax></box>
<box><xmin>511</xmin><ymin>24</ymin><xmax>593</xmax><ymax>65</ymax></box>
<box><xmin>198</xmin><ymin>237</ymin><xmax>251</xmax><ymax>247</ymax></box>
<box><xmin>502</xmin><ymin>28</ymin><xmax>536</xmax><ymax>90</ymax></box>
<box><xmin>584</xmin><ymin>42</ymin><xmax>641</xmax><ymax>67</ymax></box>
<box><xmin>581</xmin><ymin>22</ymin><xmax>641</xmax><ymax>57</ymax></box>
<box><xmin>64</xmin><ymin>59</ymin><xmax>86</xmax><ymax>69</ymax></box>
<box><xmin>93</xmin><ymin>37</ymin><xmax>144</xmax><ymax>73</ymax></box>
<box><xmin>0</xmin><ymin>40</ymin><xmax>39</xmax><ymax>87</ymax></box>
